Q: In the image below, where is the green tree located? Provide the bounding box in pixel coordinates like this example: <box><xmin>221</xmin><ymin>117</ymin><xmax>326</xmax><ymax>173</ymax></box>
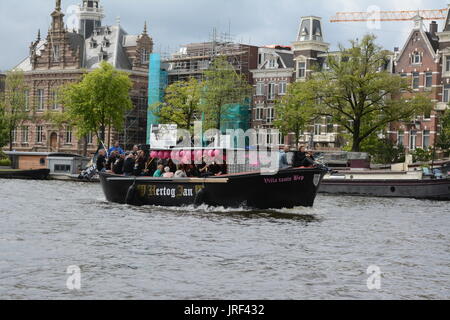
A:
<box><xmin>0</xmin><ymin>70</ymin><xmax>29</xmax><ymax>151</ymax></box>
<box><xmin>308</xmin><ymin>35</ymin><xmax>433</xmax><ymax>152</ymax></box>
<box><xmin>150</xmin><ymin>77</ymin><xmax>202</xmax><ymax>131</ymax></box>
<box><xmin>364</xmin><ymin>137</ymin><xmax>405</xmax><ymax>164</ymax></box>
<box><xmin>437</xmin><ymin>109</ymin><xmax>450</xmax><ymax>155</ymax></box>
<box><xmin>60</xmin><ymin>61</ymin><xmax>133</xmax><ymax>146</ymax></box>
<box><xmin>201</xmin><ymin>57</ymin><xmax>251</xmax><ymax>131</ymax></box>
<box><xmin>274</xmin><ymin>81</ymin><xmax>315</xmax><ymax>147</ymax></box>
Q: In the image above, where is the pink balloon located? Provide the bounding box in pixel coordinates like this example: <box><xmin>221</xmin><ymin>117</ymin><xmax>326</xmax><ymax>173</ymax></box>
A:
<box><xmin>208</xmin><ymin>150</ymin><xmax>214</xmax><ymax>157</ymax></box>
<box><xmin>164</xmin><ymin>151</ymin><xmax>170</xmax><ymax>159</ymax></box>
<box><xmin>150</xmin><ymin>151</ymin><xmax>158</xmax><ymax>158</ymax></box>
<box><xmin>196</xmin><ymin>150</ymin><xmax>203</xmax><ymax>159</ymax></box>
<box><xmin>170</xmin><ymin>151</ymin><xmax>178</xmax><ymax>160</ymax></box>
<box><xmin>179</xmin><ymin>151</ymin><xmax>185</xmax><ymax>157</ymax></box>
<box><xmin>157</xmin><ymin>151</ymin><xmax>164</xmax><ymax>159</ymax></box>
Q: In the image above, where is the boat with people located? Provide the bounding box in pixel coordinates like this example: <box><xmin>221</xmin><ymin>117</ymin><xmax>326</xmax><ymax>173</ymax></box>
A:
<box><xmin>99</xmin><ymin>148</ymin><xmax>328</xmax><ymax>209</ymax></box>
<box><xmin>0</xmin><ymin>168</ymin><xmax>50</xmax><ymax>180</ymax></box>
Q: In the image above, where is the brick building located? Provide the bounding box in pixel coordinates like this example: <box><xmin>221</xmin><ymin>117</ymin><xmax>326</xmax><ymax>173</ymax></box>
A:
<box><xmin>8</xmin><ymin>0</ymin><xmax>153</xmax><ymax>154</ymax></box>
<box><xmin>250</xmin><ymin>45</ymin><xmax>294</xmax><ymax>147</ymax></box>
<box><xmin>390</xmin><ymin>16</ymin><xmax>449</xmax><ymax>152</ymax></box>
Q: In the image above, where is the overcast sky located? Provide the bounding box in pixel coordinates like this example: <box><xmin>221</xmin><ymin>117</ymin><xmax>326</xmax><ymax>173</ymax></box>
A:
<box><xmin>0</xmin><ymin>0</ymin><xmax>446</xmax><ymax>70</ymax></box>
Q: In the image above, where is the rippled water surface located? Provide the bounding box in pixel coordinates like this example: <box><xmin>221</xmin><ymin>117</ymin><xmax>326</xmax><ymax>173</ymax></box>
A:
<box><xmin>0</xmin><ymin>179</ymin><xmax>449</xmax><ymax>300</ymax></box>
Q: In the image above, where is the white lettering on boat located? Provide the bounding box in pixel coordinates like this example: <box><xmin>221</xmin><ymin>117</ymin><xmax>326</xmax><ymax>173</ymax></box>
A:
<box><xmin>137</xmin><ymin>185</ymin><xmax>200</xmax><ymax>198</ymax></box>
<box><xmin>263</xmin><ymin>175</ymin><xmax>305</xmax><ymax>184</ymax></box>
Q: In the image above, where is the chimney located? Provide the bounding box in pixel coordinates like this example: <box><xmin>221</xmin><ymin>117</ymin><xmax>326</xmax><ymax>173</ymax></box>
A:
<box><xmin>430</xmin><ymin>21</ymin><xmax>438</xmax><ymax>36</ymax></box>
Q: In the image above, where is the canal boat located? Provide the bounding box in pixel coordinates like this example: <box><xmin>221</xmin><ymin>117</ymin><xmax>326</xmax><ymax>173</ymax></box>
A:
<box><xmin>319</xmin><ymin>169</ymin><xmax>450</xmax><ymax>200</ymax></box>
<box><xmin>99</xmin><ymin>167</ymin><xmax>327</xmax><ymax>209</ymax></box>
<box><xmin>0</xmin><ymin>168</ymin><xmax>50</xmax><ymax>180</ymax></box>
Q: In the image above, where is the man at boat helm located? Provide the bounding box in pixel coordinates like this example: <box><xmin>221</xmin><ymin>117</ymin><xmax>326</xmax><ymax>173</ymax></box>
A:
<box><xmin>293</xmin><ymin>146</ymin><xmax>315</xmax><ymax>168</ymax></box>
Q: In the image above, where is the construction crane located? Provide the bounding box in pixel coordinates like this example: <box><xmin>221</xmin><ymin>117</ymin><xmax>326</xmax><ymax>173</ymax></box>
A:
<box><xmin>330</xmin><ymin>8</ymin><xmax>448</xmax><ymax>22</ymax></box>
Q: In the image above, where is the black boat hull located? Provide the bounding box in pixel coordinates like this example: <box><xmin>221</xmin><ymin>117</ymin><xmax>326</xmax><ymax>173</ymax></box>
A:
<box><xmin>99</xmin><ymin>168</ymin><xmax>326</xmax><ymax>209</ymax></box>
<box><xmin>319</xmin><ymin>179</ymin><xmax>450</xmax><ymax>200</ymax></box>
<box><xmin>0</xmin><ymin>169</ymin><xmax>50</xmax><ymax>180</ymax></box>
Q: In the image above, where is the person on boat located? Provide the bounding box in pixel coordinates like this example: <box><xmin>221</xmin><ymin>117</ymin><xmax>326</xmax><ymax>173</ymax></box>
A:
<box><xmin>123</xmin><ymin>152</ymin><xmax>136</xmax><ymax>176</ymax></box>
<box><xmin>209</xmin><ymin>162</ymin><xmax>224</xmax><ymax>176</ymax></box>
<box><xmin>167</xmin><ymin>159</ymin><xmax>177</xmax><ymax>173</ymax></box>
<box><xmin>132</xmin><ymin>145</ymin><xmax>139</xmax><ymax>154</ymax></box>
<box><xmin>185</xmin><ymin>164</ymin><xmax>198</xmax><ymax>177</ymax></box>
<box><xmin>163</xmin><ymin>166</ymin><xmax>174</xmax><ymax>178</ymax></box>
<box><xmin>106</xmin><ymin>150</ymin><xmax>119</xmax><ymax>171</ymax></box>
<box><xmin>133</xmin><ymin>150</ymin><xmax>146</xmax><ymax>176</ymax></box>
<box><xmin>96</xmin><ymin>149</ymin><xmax>107</xmax><ymax>172</ymax></box>
<box><xmin>198</xmin><ymin>162</ymin><xmax>212</xmax><ymax>177</ymax></box>
<box><xmin>143</xmin><ymin>156</ymin><xmax>157</xmax><ymax>177</ymax></box>
<box><xmin>293</xmin><ymin>146</ymin><xmax>315</xmax><ymax>168</ymax></box>
<box><xmin>108</xmin><ymin>141</ymin><xmax>125</xmax><ymax>156</ymax></box>
<box><xmin>279</xmin><ymin>146</ymin><xmax>291</xmax><ymax>169</ymax></box>
<box><xmin>153</xmin><ymin>164</ymin><xmax>164</xmax><ymax>177</ymax></box>
<box><xmin>112</xmin><ymin>153</ymin><xmax>125</xmax><ymax>175</ymax></box>
<box><xmin>174</xmin><ymin>164</ymin><xmax>187</xmax><ymax>178</ymax></box>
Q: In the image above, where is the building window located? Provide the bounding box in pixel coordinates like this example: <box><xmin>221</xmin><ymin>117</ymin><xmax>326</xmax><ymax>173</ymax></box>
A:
<box><xmin>425</xmin><ymin>72</ymin><xmax>432</xmax><ymax>89</ymax></box>
<box><xmin>54</xmin><ymin>164</ymin><xmax>71</xmax><ymax>173</ymax></box>
<box><xmin>423</xmin><ymin>130</ymin><xmax>430</xmax><ymax>149</ymax></box>
<box><xmin>314</xmin><ymin>123</ymin><xmax>322</xmax><ymax>136</ymax></box>
<box><xmin>409</xmin><ymin>130</ymin><xmax>417</xmax><ymax>150</ymax></box>
<box><xmin>411</xmin><ymin>51</ymin><xmax>422</xmax><ymax>64</ymax></box>
<box><xmin>52</xmin><ymin>45</ymin><xmax>60</xmax><ymax>62</ymax></box>
<box><xmin>22</xmin><ymin>126</ymin><xmax>29</xmax><ymax>143</ymax></box>
<box><xmin>446</xmin><ymin>56</ymin><xmax>450</xmax><ymax>72</ymax></box>
<box><xmin>65</xmin><ymin>126</ymin><xmax>73</xmax><ymax>144</ymax></box>
<box><xmin>268</xmin><ymin>59</ymin><xmax>276</xmax><ymax>69</ymax></box>
<box><xmin>444</xmin><ymin>85</ymin><xmax>450</xmax><ymax>103</ymax></box>
<box><xmin>24</xmin><ymin>90</ymin><xmax>29</xmax><ymax>111</ymax></box>
<box><xmin>279</xmin><ymin>82</ymin><xmax>287</xmax><ymax>95</ymax></box>
<box><xmin>255</xmin><ymin>106</ymin><xmax>264</xmax><ymax>121</ymax></box>
<box><xmin>12</xmin><ymin>129</ymin><xmax>17</xmax><ymax>143</ymax></box>
<box><xmin>298</xmin><ymin>62</ymin><xmax>306</xmax><ymax>78</ymax></box>
<box><xmin>412</xmin><ymin>72</ymin><xmax>419</xmax><ymax>89</ymax></box>
<box><xmin>87</xmin><ymin>132</ymin><xmax>93</xmax><ymax>144</ymax></box>
<box><xmin>52</xmin><ymin>91</ymin><xmax>59</xmax><ymax>110</ymax></box>
<box><xmin>398</xmin><ymin>130</ymin><xmax>404</xmax><ymax>146</ymax></box>
<box><xmin>256</xmin><ymin>83</ymin><xmax>264</xmax><ymax>96</ymax></box>
<box><xmin>36</xmin><ymin>126</ymin><xmax>44</xmax><ymax>143</ymax></box>
<box><xmin>37</xmin><ymin>89</ymin><xmax>44</xmax><ymax>110</ymax></box>
<box><xmin>141</xmin><ymin>49</ymin><xmax>149</xmax><ymax>64</ymax></box>
<box><xmin>266</xmin><ymin>107</ymin><xmax>274</xmax><ymax>123</ymax></box>
<box><xmin>268</xmin><ymin>83</ymin><xmax>276</xmax><ymax>100</ymax></box>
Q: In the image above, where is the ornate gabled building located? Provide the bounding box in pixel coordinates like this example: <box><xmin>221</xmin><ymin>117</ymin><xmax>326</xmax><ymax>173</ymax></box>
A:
<box><xmin>10</xmin><ymin>0</ymin><xmax>153</xmax><ymax>154</ymax></box>
<box><xmin>250</xmin><ymin>45</ymin><xmax>294</xmax><ymax>147</ymax></box>
<box><xmin>390</xmin><ymin>16</ymin><xmax>442</xmax><ymax>152</ymax></box>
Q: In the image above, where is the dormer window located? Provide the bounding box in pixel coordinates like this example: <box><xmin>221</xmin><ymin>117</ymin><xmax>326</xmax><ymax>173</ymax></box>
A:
<box><xmin>411</xmin><ymin>51</ymin><xmax>422</xmax><ymax>64</ymax></box>
<box><xmin>141</xmin><ymin>49</ymin><xmax>149</xmax><ymax>64</ymax></box>
<box><xmin>102</xmin><ymin>37</ymin><xmax>110</xmax><ymax>47</ymax></box>
<box><xmin>90</xmin><ymin>39</ymin><xmax>97</xmax><ymax>49</ymax></box>
<box><xmin>268</xmin><ymin>59</ymin><xmax>276</xmax><ymax>69</ymax></box>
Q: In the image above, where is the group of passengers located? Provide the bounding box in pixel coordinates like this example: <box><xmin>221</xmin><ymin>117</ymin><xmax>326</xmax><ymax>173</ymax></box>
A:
<box><xmin>96</xmin><ymin>141</ymin><xmax>227</xmax><ymax>178</ymax></box>
<box><xmin>279</xmin><ymin>145</ymin><xmax>316</xmax><ymax>169</ymax></box>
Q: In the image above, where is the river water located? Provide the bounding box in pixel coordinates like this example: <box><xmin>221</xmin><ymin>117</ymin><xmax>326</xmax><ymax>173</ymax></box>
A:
<box><xmin>0</xmin><ymin>179</ymin><xmax>449</xmax><ymax>300</ymax></box>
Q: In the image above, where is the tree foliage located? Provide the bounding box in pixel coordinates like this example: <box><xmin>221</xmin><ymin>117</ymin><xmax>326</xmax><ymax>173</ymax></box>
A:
<box><xmin>307</xmin><ymin>34</ymin><xmax>433</xmax><ymax>152</ymax></box>
<box><xmin>0</xmin><ymin>70</ymin><xmax>29</xmax><ymax>150</ymax></box>
<box><xmin>150</xmin><ymin>77</ymin><xmax>202</xmax><ymax>131</ymax></box>
<box><xmin>59</xmin><ymin>61</ymin><xmax>133</xmax><ymax>143</ymax></box>
<box><xmin>274</xmin><ymin>81</ymin><xmax>315</xmax><ymax>147</ymax></box>
<box><xmin>200</xmin><ymin>57</ymin><xmax>252</xmax><ymax>130</ymax></box>
<box><xmin>437</xmin><ymin>109</ymin><xmax>450</xmax><ymax>154</ymax></box>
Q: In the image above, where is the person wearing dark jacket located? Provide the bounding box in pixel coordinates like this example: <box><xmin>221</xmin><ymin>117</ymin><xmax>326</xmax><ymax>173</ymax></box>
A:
<box><xmin>96</xmin><ymin>149</ymin><xmax>107</xmax><ymax>172</ymax></box>
<box><xmin>112</xmin><ymin>154</ymin><xmax>125</xmax><ymax>175</ymax></box>
<box><xmin>123</xmin><ymin>153</ymin><xmax>135</xmax><ymax>176</ymax></box>
<box><xmin>293</xmin><ymin>146</ymin><xmax>315</xmax><ymax>167</ymax></box>
<box><xmin>133</xmin><ymin>150</ymin><xmax>146</xmax><ymax>176</ymax></box>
